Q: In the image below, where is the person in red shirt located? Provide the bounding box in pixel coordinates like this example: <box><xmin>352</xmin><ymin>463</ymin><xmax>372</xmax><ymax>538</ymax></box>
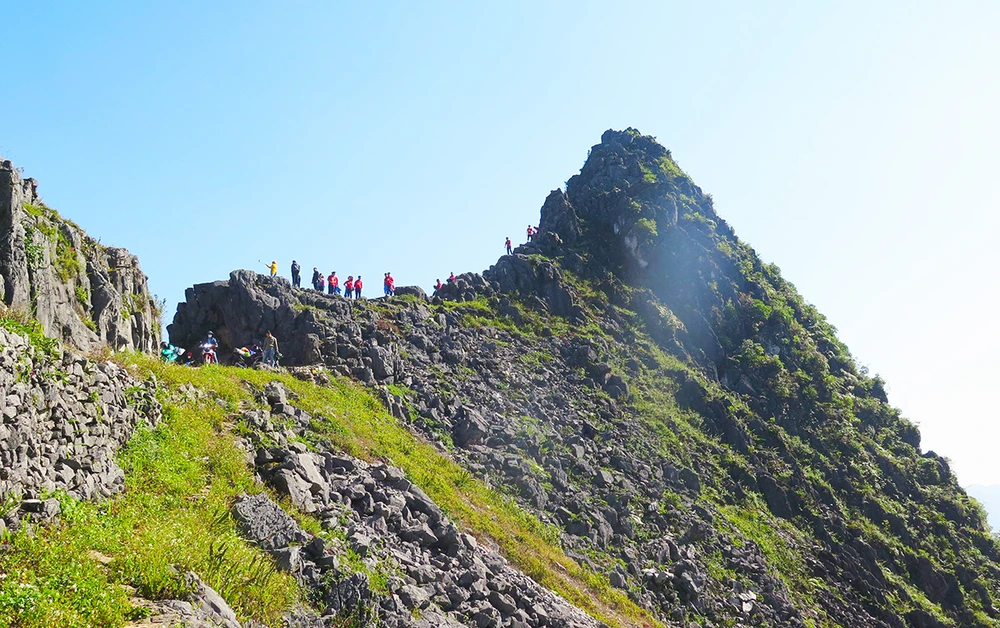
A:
<box><xmin>526</xmin><ymin>225</ymin><xmax>534</xmax><ymax>242</ymax></box>
<box><xmin>447</xmin><ymin>272</ymin><xmax>456</xmax><ymax>284</ymax></box>
<box><xmin>345</xmin><ymin>276</ymin><xmax>354</xmax><ymax>299</ymax></box>
<box><xmin>386</xmin><ymin>273</ymin><xmax>395</xmax><ymax>297</ymax></box>
<box><xmin>327</xmin><ymin>272</ymin><xmax>336</xmax><ymax>295</ymax></box>
<box><xmin>505</xmin><ymin>237</ymin><xmax>512</xmax><ymax>255</ymax></box>
<box><xmin>330</xmin><ymin>272</ymin><xmax>340</xmax><ymax>295</ymax></box>
<box><xmin>435</xmin><ymin>279</ymin><xmax>443</xmax><ymax>291</ymax></box>
<box><xmin>354</xmin><ymin>276</ymin><xmax>363</xmax><ymax>298</ymax></box>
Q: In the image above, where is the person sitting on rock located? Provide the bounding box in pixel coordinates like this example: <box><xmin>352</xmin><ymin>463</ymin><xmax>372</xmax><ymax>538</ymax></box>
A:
<box><xmin>330</xmin><ymin>272</ymin><xmax>340</xmax><ymax>295</ymax></box>
<box><xmin>291</xmin><ymin>260</ymin><xmax>301</xmax><ymax>288</ymax></box>
<box><xmin>263</xmin><ymin>331</ymin><xmax>279</xmax><ymax>367</ymax></box>
<box><xmin>447</xmin><ymin>272</ymin><xmax>456</xmax><ymax>284</ymax></box>
<box><xmin>355</xmin><ymin>275</ymin><xmax>363</xmax><ymax>299</ymax></box>
<box><xmin>160</xmin><ymin>341</ymin><xmax>182</xmax><ymax>362</ymax></box>
<box><xmin>505</xmin><ymin>237</ymin><xmax>512</xmax><ymax>255</ymax></box>
<box><xmin>435</xmin><ymin>278</ymin><xmax>443</xmax><ymax>292</ymax></box>
<box><xmin>345</xmin><ymin>276</ymin><xmax>354</xmax><ymax>299</ymax></box>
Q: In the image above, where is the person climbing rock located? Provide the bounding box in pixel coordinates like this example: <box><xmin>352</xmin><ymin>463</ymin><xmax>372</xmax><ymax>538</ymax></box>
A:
<box><xmin>263</xmin><ymin>331</ymin><xmax>279</xmax><ymax>367</ymax></box>
<box><xmin>327</xmin><ymin>271</ymin><xmax>337</xmax><ymax>295</ymax></box>
<box><xmin>311</xmin><ymin>267</ymin><xmax>321</xmax><ymax>290</ymax></box>
<box><xmin>345</xmin><ymin>276</ymin><xmax>354</xmax><ymax>299</ymax></box>
<box><xmin>267</xmin><ymin>260</ymin><xmax>278</xmax><ymax>277</ymax></box>
<box><xmin>355</xmin><ymin>275</ymin><xmax>363</xmax><ymax>299</ymax></box>
<box><xmin>330</xmin><ymin>272</ymin><xmax>340</xmax><ymax>295</ymax></box>
<box><xmin>505</xmin><ymin>237</ymin><xmax>512</xmax><ymax>255</ymax></box>
<box><xmin>291</xmin><ymin>260</ymin><xmax>301</xmax><ymax>288</ymax></box>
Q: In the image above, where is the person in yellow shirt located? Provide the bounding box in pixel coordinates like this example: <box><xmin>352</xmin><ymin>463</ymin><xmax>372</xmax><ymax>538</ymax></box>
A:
<box><xmin>266</xmin><ymin>260</ymin><xmax>278</xmax><ymax>277</ymax></box>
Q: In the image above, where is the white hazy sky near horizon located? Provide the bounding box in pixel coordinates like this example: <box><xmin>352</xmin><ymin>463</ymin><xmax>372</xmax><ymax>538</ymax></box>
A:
<box><xmin>0</xmin><ymin>3</ymin><xmax>997</xmax><ymax>484</ymax></box>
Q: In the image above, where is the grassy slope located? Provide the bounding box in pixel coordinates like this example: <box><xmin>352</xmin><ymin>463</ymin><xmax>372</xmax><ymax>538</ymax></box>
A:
<box><xmin>0</xmin><ymin>353</ymin><xmax>663</xmax><ymax>628</ymax></box>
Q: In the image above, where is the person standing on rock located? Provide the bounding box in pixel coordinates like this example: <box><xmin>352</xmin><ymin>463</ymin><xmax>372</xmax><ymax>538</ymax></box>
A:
<box><xmin>317</xmin><ymin>273</ymin><xmax>325</xmax><ymax>293</ymax></box>
<box><xmin>526</xmin><ymin>225</ymin><xmax>534</xmax><ymax>242</ymax></box>
<box><xmin>330</xmin><ymin>272</ymin><xmax>340</xmax><ymax>295</ymax></box>
<box><xmin>355</xmin><ymin>275</ymin><xmax>363</xmax><ymax>299</ymax></box>
<box><xmin>266</xmin><ymin>260</ymin><xmax>278</xmax><ymax>277</ymax></box>
<box><xmin>387</xmin><ymin>273</ymin><xmax>395</xmax><ymax>297</ymax></box>
<box><xmin>311</xmin><ymin>267</ymin><xmax>321</xmax><ymax>290</ymax></box>
<box><xmin>291</xmin><ymin>260</ymin><xmax>301</xmax><ymax>288</ymax></box>
<box><xmin>505</xmin><ymin>237</ymin><xmax>512</xmax><ymax>255</ymax></box>
<box><xmin>345</xmin><ymin>276</ymin><xmax>354</xmax><ymax>299</ymax></box>
<box><xmin>327</xmin><ymin>271</ymin><xmax>337</xmax><ymax>295</ymax></box>
<box><xmin>263</xmin><ymin>331</ymin><xmax>279</xmax><ymax>367</ymax></box>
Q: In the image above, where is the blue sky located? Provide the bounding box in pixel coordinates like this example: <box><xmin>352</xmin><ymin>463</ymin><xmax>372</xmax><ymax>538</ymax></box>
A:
<box><xmin>1</xmin><ymin>2</ymin><xmax>998</xmax><ymax>486</ymax></box>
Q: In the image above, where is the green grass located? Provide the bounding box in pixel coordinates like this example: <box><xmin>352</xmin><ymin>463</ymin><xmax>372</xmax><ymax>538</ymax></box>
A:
<box><xmin>120</xmin><ymin>356</ymin><xmax>665</xmax><ymax>628</ymax></box>
<box><xmin>0</xmin><ymin>380</ymin><xmax>299</xmax><ymax>627</ymax></box>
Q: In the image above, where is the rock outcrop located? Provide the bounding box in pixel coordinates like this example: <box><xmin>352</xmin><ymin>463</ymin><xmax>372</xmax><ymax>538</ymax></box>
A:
<box><xmin>232</xmin><ymin>382</ymin><xmax>600</xmax><ymax>628</ymax></box>
<box><xmin>0</xmin><ymin>325</ymin><xmax>160</xmax><ymax>535</ymax></box>
<box><xmin>0</xmin><ymin>158</ymin><xmax>160</xmax><ymax>352</ymax></box>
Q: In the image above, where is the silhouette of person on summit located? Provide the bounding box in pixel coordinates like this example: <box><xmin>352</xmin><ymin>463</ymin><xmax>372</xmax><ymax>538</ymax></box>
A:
<box><xmin>291</xmin><ymin>260</ymin><xmax>301</xmax><ymax>288</ymax></box>
<box><xmin>505</xmin><ymin>237</ymin><xmax>512</xmax><ymax>255</ymax></box>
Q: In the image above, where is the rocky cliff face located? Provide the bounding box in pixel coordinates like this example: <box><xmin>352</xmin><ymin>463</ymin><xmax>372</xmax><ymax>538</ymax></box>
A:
<box><xmin>169</xmin><ymin>130</ymin><xmax>1000</xmax><ymax>627</ymax></box>
<box><xmin>0</xmin><ymin>322</ymin><xmax>160</xmax><ymax>534</ymax></box>
<box><xmin>0</xmin><ymin>158</ymin><xmax>160</xmax><ymax>352</ymax></box>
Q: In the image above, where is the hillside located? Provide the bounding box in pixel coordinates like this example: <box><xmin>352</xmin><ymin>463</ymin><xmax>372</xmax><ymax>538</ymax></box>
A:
<box><xmin>0</xmin><ymin>131</ymin><xmax>997</xmax><ymax>628</ymax></box>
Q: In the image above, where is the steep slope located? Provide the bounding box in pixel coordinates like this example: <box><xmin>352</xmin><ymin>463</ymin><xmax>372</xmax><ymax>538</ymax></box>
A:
<box><xmin>170</xmin><ymin>129</ymin><xmax>1000</xmax><ymax>628</ymax></box>
<box><xmin>0</xmin><ymin>158</ymin><xmax>160</xmax><ymax>352</ymax></box>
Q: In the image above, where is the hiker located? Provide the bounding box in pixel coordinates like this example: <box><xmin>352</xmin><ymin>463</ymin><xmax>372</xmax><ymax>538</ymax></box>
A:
<box><xmin>505</xmin><ymin>237</ymin><xmax>512</xmax><ymax>255</ymax></box>
<box><xmin>435</xmin><ymin>278</ymin><xmax>443</xmax><ymax>291</ymax></box>
<box><xmin>317</xmin><ymin>274</ymin><xmax>325</xmax><ymax>293</ymax></box>
<box><xmin>387</xmin><ymin>273</ymin><xmax>395</xmax><ymax>296</ymax></box>
<box><xmin>327</xmin><ymin>271</ymin><xmax>337</xmax><ymax>295</ymax></box>
<box><xmin>267</xmin><ymin>260</ymin><xmax>278</xmax><ymax>277</ymax></box>
<box><xmin>330</xmin><ymin>272</ymin><xmax>340</xmax><ymax>295</ymax></box>
<box><xmin>311</xmin><ymin>267</ymin><xmax>321</xmax><ymax>290</ymax></box>
<box><xmin>345</xmin><ymin>276</ymin><xmax>354</xmax><ymax>299</ymax></box>
<box><xmin>447</xmin><ymin>272</ymin><xmax>456</xmax><ymax>284</ymax></box>
<box><xmin>160</xmin><ymin>341</ymin><xmax>182</xmax><ymax>362</ymax></box>
<box><xmin>263</xmin><ymin>331</ymin><xmax>279</xmax><ymax>367</ymax></box>
<box><xmin>291</xmin><ymin>260</ymin><xmax>301</xmax><ymax>288</ymax></box>
<box><xmin>355</xmin><ymin>275</ymin><xmax>363</xmax><ymax>299</ymax></box>
<box><xmin>383</xmin><ymin>273</ymin><xmax>390</xmax><ymax>296</ymax></box>
<box><xmin>526</xmin><ymin>225</ymin><xmax>534</xmax><ymax>242</ymax></box>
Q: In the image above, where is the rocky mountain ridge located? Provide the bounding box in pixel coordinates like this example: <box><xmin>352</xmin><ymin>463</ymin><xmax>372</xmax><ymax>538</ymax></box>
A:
<box><xmin>168</xmin><ymin>129</ymin><xmax>1000</xmax><ymax>628</ymax></box>
<box><xmin>2</xmin><ymin>129</ymin><xmax>998</xmax><ymax>628</ymax></box>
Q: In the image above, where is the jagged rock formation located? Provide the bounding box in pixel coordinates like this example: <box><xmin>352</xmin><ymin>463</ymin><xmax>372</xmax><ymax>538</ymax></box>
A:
<box><xmin>170</xmin><ymin>129</ymin><xmax>1000</xmax><ymax>627</ymax></box>
<box><xmin>0</xmin><ymin>324</ymin><xmax>160</xmax><ymax>534</ymax></box>
<box><xmin>0</xmin><ymin>158</ymin><xmax>160</xmax><ymax>352</ymax></box>
<box><xmin>231</xmin><ymin>381</ymin><xmax>599</xmax><ymax>628</ymax></box>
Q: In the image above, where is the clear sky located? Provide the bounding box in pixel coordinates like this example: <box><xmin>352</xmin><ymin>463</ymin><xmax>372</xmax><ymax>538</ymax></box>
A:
<box><xmin>1</xmin><ymin>2</ymin><xmax>997</xmax><ymax>486</ymax></box>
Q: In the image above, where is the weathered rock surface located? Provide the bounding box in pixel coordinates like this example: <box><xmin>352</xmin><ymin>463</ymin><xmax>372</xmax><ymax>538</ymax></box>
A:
<box><xmin>233</xmin><ymin>385</ymin><xmax>601</xmax><ymax>628</ymax></box>
<box><xmin>0</xmin><ymin>326</ymin><xmax>160</xmax><ymax>534</ymax></box>
<box><xmin>0</xmin><ymin>158</ymin><xmax>160</xmax><ymax>352</ymax></box>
